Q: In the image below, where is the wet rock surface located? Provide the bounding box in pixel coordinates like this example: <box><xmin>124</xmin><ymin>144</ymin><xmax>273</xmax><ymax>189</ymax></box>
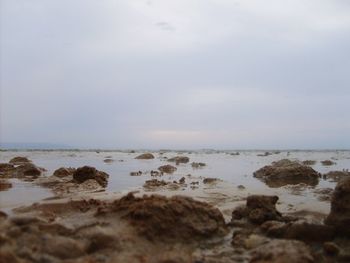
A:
<box><xmin>325</xmin><ymin>177</ymin><xmax>350</xmax><ymax>235</ymax></box>
<box><xmin>254</xmin><ymin>159</ymin><xmax>320</xmax><ymax>187</ymax></box>
<box><xmin>250</xmin><ymin>239</ymin><xmax>314</xmax><ymax>263</ymax></box>
<box><xmin>321</xmin><ymin>160</ymin><xmax>336</xmax><ymax>166</ymax></box>
<box><xmin>167</xmin><ymin>156</ymin><xmax>190</xmax><ymax>164</ymax></box>
<box><xmin>232</xmin><ymin>195</ymin><xmax>282</xmax><ymax>224</ymax></box>
<box><xmin>53</xmin><ymin>167</ymin><xmax>76</xmax><ymax>178</ymax></box>
<box><xmin>9</xmin><ymin>156</ymin><xmax>31</xmax><ymax>165</ymax></box>
<box><xmin>0</xmin><ymin>179</ymin><xmax>12</xmax><ymax>191</ymax></box>
<box><xmin>158</xmin><ymin>164</ymin><xmax>177</xmax><ymax>174</ymax></box>
<box><xmin>191</xmin><ymin>162</ymin><xmax>206</xmax><ymax>168</ymax></box>
<box><xmin>135</xmin><ymin>153</ymin><xmax>155</xmax><ymax>159</ymax></box>
<box><xmin>109</xmin><ymin>193</ymin><xmax>227</xmax><ymax>241</ymax></box>
<box><xmin>73</xmin><ymin>166</ymin><xmax>109</xmax><ymax>187</ymax></box>
<box><xmin>323</xmin><ymin>170</ymin><xmax>350</xmax><ymax>182</ymax></box>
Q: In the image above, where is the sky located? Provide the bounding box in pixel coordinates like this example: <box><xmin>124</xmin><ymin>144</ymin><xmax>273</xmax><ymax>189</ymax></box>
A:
<box><xmin>1</xmin><ymin>0</ymin><xmax>350</xmax><ymax>149</ymax></box>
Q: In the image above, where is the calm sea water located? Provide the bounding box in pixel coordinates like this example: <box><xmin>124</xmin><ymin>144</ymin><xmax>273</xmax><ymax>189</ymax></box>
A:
<box><xmin>1</xmin><ymin>150</ymin><xmax>349</xmax><ymax>210</ymax></box>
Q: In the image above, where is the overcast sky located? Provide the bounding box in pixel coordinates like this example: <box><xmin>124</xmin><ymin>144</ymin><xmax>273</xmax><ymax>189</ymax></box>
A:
<box><xmin>1</xmin><ymin>0</ymin><xmax>350</xmax><ymax>149</ymax></box>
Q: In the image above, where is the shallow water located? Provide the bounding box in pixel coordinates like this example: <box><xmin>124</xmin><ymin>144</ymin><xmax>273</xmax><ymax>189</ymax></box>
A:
<box><xmin>1</xmin><ymin>150</ymin><xmax>349</xmax><ymax>212</ymax></box>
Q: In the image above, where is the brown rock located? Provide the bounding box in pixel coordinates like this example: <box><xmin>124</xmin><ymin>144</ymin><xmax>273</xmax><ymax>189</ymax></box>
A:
<box><xmin>111</xmin><ymin>193</ymin><xmax>227</xmax><ymax>241</ymax></box>
<box><xmin>231</xmin><ymin>195</ymin><xmax>282</xmax><ymax>224</ymax></box>
<box><xmin>265</xmin><ymin>221</ymin><xmax>335</xmax><ymax>242</ymax></box>
<box><xmin>253</xmin><ymin>159</ymin><xmax>319</xmax><ymax>187</ymax></box>
<box><xmin>73</xmin><ymin>166</ymin><xmax>109</xmax><ymax>187</ymax></box>
<box><xmin>325</xmin><ymin>177</ymin><xmax>350</xmax><ymax>235</ymax></box>
<box><xmin>203</xmin><ymin>178</ymin><xmax>220</xmax><ymax>184</ymax></box>
<box><xmin>158</xmin><ymin>164</ymin><xmax>177</xmax><ymax>174</ymax></box>
<box><xmin>302</xmin><ymin>160</ymin><xmax>316</xmax><ymax>166</ymax></box>
<box><xmin>9</xmin><ymin>156</ymin><xmax>31</xmax><ymax>165</ymax></box>
<box><xmin>15</xmin><ymin>163</ymin><xmax>43</xmax><ymax>178</ymax></box>
<box><xmin>0</xmin><ymin>163</ymin><xmax>15</xmax><ymax>172</ymax></box>
<box><xmin>250</xmin><ymin>239</ymin><xmax>314</xmax><ymax>263</ymax></box>
<box><xmin>135</xmin><ymin>153</ymin><xmax>155</xmax><ymax>159</ymax></box>
<box><xmin>321</xmin><ymin>160</ymin><xmax>336</xmax><ymax>166</ymax></box>
<box><xmin>53</xmin><ymin>167</ymin><xmax>76</xmax><ymax>178</ymax></box>
<box><xmin>0</xmin><ymin>179</ymin><xmax>12</xmax><ymax>191</ymax></box>
<box><xmin>167</xmin><ymin>156</ymin><xmax>190</xmax><ymax>164</ymax></box>
<box><xmin>103</xmin><ymin>158</ymin><xmax>114</xmax><ymax>163</ymax></box>
<box><xmin>323</xmin><ymin>242</ymin><xmax>340</xmax><ymax>255</ymax></box>
<box><xmin>191</xmin><ymin>162</ymin><xmax>206</xmax><ymax>168</ymax></box>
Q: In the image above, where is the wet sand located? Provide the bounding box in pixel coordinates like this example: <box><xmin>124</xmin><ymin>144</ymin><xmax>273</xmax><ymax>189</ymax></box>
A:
<box><xmin>0</xmin><ymin>150</ymin><xmax>349</xmax><ymax>262</ymax></box>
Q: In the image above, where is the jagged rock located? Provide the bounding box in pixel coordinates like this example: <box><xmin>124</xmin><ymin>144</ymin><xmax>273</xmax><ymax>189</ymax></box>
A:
<box><xmin>325</xmin><ymin>177</ymin><xmax>350</xmax><ymax>235</ymax></box>
<box><xmin>203</xmin><ymin>178</ymin><xmax>220</xmax><ymax>184</ymax></box>
<box><xmin>73</xmin><ymin>166</ymin><xmax>109</xmax><ymax>187</ymax></box>
<box><xmin>110</xmin><ymin>193</ymin><xmax>227</xmax><ymax>241</ymax></box>
<box><xmin>53</xmin><ymin>167</ymin><xmax>76</xmax><ymax>178</ymax></box>
<box><xmin>254</xmin><ymin>159</ymin><xmax>319</xmax><ymax>187</ymax></box>
<box><xmin>232</xmin><ymin>195</ymin><xmax>282</xmax><ymax>224</ymax></box>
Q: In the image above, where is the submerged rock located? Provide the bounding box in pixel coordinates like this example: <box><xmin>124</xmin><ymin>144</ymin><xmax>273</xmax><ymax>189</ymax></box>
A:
<box><xmin>250</xmin><ymin>239</ymin><xmax>314</xmax><ymax>263</ymax></box>
<box><xmin>302</xmin><ymin>160</ymin><xmax>316</xmax><ymax>166</ymax></box>
<box><xmin>321</xmin><ymin>160</ymin><xmax>336</xmax><ymax>166</ymax></box>
<box><xmin>53</xmin><ymin>167</ymin><xmax>76</xmax><ymax>178</ymax></box>
<box><xmin>203</xmin><ymin>178</ymin><xmax>220</xmax><ymax>184</ymax></box>
<box><xmin>110</xmin><ymin>193</ymin><xmax>227</xmax><ymax>241</ymax></box>
<box><xmin>167</xmin><ymin>156</ymin><xmax>190</xmax><ymax>164</ymax></box>
<box><xmin>191</xmin><ymin>162</ymin><xmax>206</xmax><ymax>168</ymax></box>
<box><xmin>323</xmin><ymin>170</ymin><xmax>350</xmax><ymax>182</ymax></box>
<box><xmin>158</xmin><ymin>164</ymin><xmax>177</xmax><ymax>174</ymax></box>
<box><xmin>232</xmin><ymin>195</ymin><xmax>282</xmax><ymax>224</ymax></box>
<box><xmin>253</xmin><ymin>159</ymin><xmax>319</xmax><ymax>187</ymax></box>
<box><xmin>135</xmin><ymin>153</ymin><xmax>155</xmax><ymax>159</ymax></box>
<box><xmin>103</xmin><ymin>158</ymin><xmax>114</xmax><ymax>163</ymax></box>
<box><xmin>9</xmin><ymin>156</ymin><xmax>31</xmax><ymax>165</ymax></box>
<box><xmin>73</xmin><ymin>166</ymin><xmax>109</xmax><ymax>187</ymax></box>
<box><xmin>325</xmin><ymin>177</ymin><xmax>350</xmax><ymax>235</ymax></box>
<box><xmin>0</xmin><ymin>179</ymin><xmax>12</xmax><ymax>191</ymax></box>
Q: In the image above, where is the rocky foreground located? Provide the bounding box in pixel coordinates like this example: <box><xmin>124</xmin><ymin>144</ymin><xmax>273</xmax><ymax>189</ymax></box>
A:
<box><xmin>0</xmin><ymin>156</ymin><xmax>350</xmax><ymax>262</ymax></box>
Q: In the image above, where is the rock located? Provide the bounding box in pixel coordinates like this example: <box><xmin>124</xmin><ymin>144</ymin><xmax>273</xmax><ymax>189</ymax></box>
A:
<box><xmin>323</xmin><ymin>170</ymin><xmax>350</xmax><ymax>182</ymax></box>
<box><xmin>53</xmin><ymin>167</ymin><xmax>76</xmax><ymax>178</ymax></box>
<box><xmin>250</xmin><ymin>239</ymin><xmax>314</xmax><ymax>263</ymax></box>
<box><xmin>0</xmin><ymin>163</ymin><xmax>15</xmax><ymax>172</ymax></box>
<box><xmin>15</xmin><ymin>163</ymin><xmax>43</xmax><ymax>178</ymax></box>
<box><xmin>237</xmin><ymin>185</ymin><xmax>245</xmax><ymax>190</ymax></box>
<box><xmin>73</xmin><ymin>166</ymin><xmax>109</xmax><ymax>187</ymax></box>
<box><xmin>130</xmin><ymin>171</ymin><xmax>142</xmax><ymax>176</ymax></box>
<box><xmin>150</xmin><ymin>170</ymin><xmax>162</xmax><ymax>176</ymax></box>
<box><xmin>257</xmin><ymin>152</ymin><xmax>272</xmax><ymax>157</ymax></box>
<box><xmin>9</xmin><ymin>157</ymin><xmax>31</xmax><ymax>165</ymax></box>
<box><xmin>302</xmin><ymin>160</ymin><xmax>316</xmax><ymax>166</ymax></box>
<box><xmin>135</xmin><ymin>153</ymin><xmax>155</xmax><ymax>159</ymax></box>
<box><xmin>253</xmin><ymin>159</ymin><xmax>319</xmax><ymax>187</ymax></box>
<box><xmin>0</xmin><ymin>179</ymin><xmax>12</xmax><ymax>191</ymax></box>
<box><xmin>103</xmin><ymin>158</ymin><xmax>114</xmax><ymax>163</ymax></box>
<box><xmin>179</xmin><ymin>177</ymin><xmax>185</xmax><ymax>184</ymax></box>
<box><xmin>167</xmin><ymin>156</ymin><xmax>190</xmax><ymax>164</ymax></box>
<box><xmin>231</xmin><ymin>195</ymin><xmax>282</xmax><ymax>224</ymax></box>
<box><xmin>191</xmin><ymin>162</ymin><xmax>206</xmax><ymax>168</ymax></box>
<box><xmin>158</xmin><ymin>165</ymin><xmax>177</xmax><ymax>174</ymax></box>
<box><xmin>264</xmin><ymin>221</ymin><xmax>335</xmax><ymax>242</ymax></box>
<box><xmin>203</xmin><ymin>178</ymin><xmax>220</xmax><ymax>184</ymax></box>
<box><xmin>313</xmin><ymin>188</ymin><xmax>333</xmax><ymax>202</ymax></box>
<box><xmin>111</xmin><ymin>193</ymin><xmax>227</xmax><ymax>241</ymax></box>
<box><xmin>323</xmin><ymin>242</ymin><xmax>340</xmax><ymax>255</ymax></box>
<box><xmin>325</xmin><ymin>177</ymin><xmax>350</xmax><ymax>235</ymax></box>
<box><xmin>321</xmin><ymin>160</ymin><xmax>336</xmax><ymax>166</ymax></box>
<box><xmin>230</xmin><ymin>152</ymin><xmax>240</xmax><ymax>156</ymax></box>
<box><xmin>143</xmin><ymin>179</ymin><xmax>169</xmax><ymax>189</ymax></box>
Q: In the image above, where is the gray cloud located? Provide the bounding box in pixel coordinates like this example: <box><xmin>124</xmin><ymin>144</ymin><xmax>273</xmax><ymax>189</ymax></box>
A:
<box><xmin>1</xmin><ymin>0</ymin><xmax>350</xmax><ymax>149</ymax></box>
